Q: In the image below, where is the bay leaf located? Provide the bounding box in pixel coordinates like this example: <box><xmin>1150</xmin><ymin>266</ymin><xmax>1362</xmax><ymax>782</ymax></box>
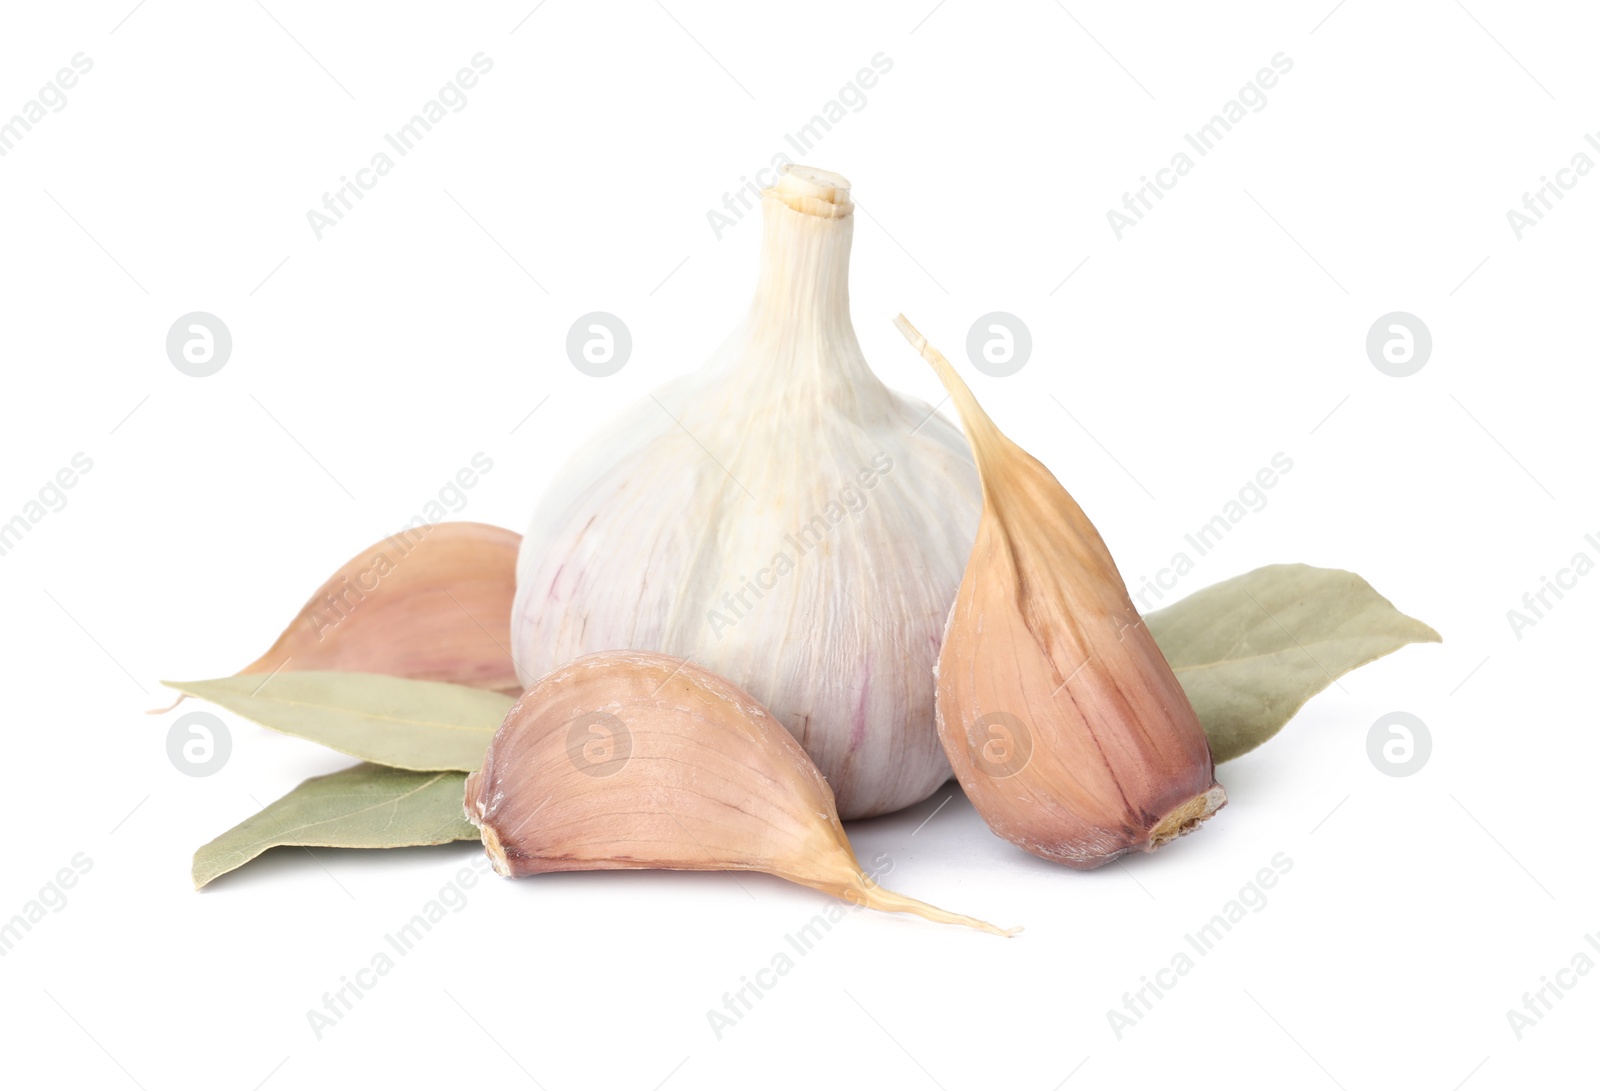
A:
<box><xmin>163</xmin><ymin>671</ymin><xmax>510</xmax><ymax>771</ymax></box>
<box><xmin>240</xmin><ymin>521</ymin><xmax>524</xmax><ymax>696</ymax></box>
<box><xmin>193</xmin><ymin>763</ymin><xmax>477</xmax><ymax>889</ymax></box>
<box><xmin>1147</xmin><ymin>563</ymin><xmax>1441</xmax><ymax>763</ymax></box>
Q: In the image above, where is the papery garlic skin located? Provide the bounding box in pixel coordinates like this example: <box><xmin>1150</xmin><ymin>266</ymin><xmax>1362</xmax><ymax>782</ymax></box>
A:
<box><xmin>897</xmin><ymin>316</ymin><xmax>1224</xmax><ymax>868</ymax></box>
<box><xmin>511</xmin><ymin>168</ymin><xmax>980</xmax><ymax>819</ymax></box>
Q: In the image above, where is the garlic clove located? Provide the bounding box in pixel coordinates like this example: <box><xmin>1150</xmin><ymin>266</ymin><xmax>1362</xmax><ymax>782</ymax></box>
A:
<box><xmin>242</xmin><ymin>522</ymin><xmax>522</xmax><ymax>695</ymax></box>
<box><xmin>464</xmin><ymin>650</ymin><xmax>1018</xmax><ymax>936</ymax></box>
<box><xmin>894</xmin><ymin>316</ymin><xmax>1224</xmax><ymax>869</ymax></box>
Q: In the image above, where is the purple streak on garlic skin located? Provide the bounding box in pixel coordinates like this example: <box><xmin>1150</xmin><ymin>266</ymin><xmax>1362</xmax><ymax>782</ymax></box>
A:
<box><xmin>849</xmin><ymin>660</ymin><xmax>871</xmax><ymax>750</ymax></box>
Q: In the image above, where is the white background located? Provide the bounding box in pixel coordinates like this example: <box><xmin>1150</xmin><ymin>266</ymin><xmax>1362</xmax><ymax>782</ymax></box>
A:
<box><xmin>1</xmin><ymin>1</ymin><xmax>1594</xmax><ymax>1088</ymax></box>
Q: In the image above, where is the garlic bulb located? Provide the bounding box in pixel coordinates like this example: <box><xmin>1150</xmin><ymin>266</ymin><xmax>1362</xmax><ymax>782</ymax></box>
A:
<box><xmin>466</xmin><ymin>650</ymin><xmax>1016</xmax><ymax>935</ymax></box>
<box><xmin>896</xmin><ymin>316</ymin><xmax>1224</xmax><ymax>868</ymax></box>
<box><xmin>512</xmin><ymin>166</ymin><xmax>980</xmax><ymax>819</ymax></box>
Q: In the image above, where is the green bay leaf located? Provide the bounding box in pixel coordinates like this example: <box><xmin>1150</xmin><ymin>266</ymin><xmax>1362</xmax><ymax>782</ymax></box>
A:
<box><xmin>163</xmin><ymin>671</ymin><xmax>510</xmax><ymax>771</ymax></box>
<box><xmin>193</xmin><ymin>763</ymin><xmax>478</xmax><ymax>889</ymax></box>
<box><xmin>1147</xmin><ymin>563</ymin><xmax>1441</xmax><ymax>763</ymax></box>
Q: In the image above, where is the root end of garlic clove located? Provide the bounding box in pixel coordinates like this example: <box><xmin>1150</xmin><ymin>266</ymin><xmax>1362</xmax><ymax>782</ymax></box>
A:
<box><xmin>478</xmin><ymin>819</ymin><xmax>512</xmax><ymax>877</ymax></box>
<box><xmin>466</xmin><ymin>788</ymin><xmax>513</xmax><ymax>877</ymax></box>
<box><xmin>1146</xmin><ymin>785</ymin><xmax>1228</xmax><ymax>850</ymax></box>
